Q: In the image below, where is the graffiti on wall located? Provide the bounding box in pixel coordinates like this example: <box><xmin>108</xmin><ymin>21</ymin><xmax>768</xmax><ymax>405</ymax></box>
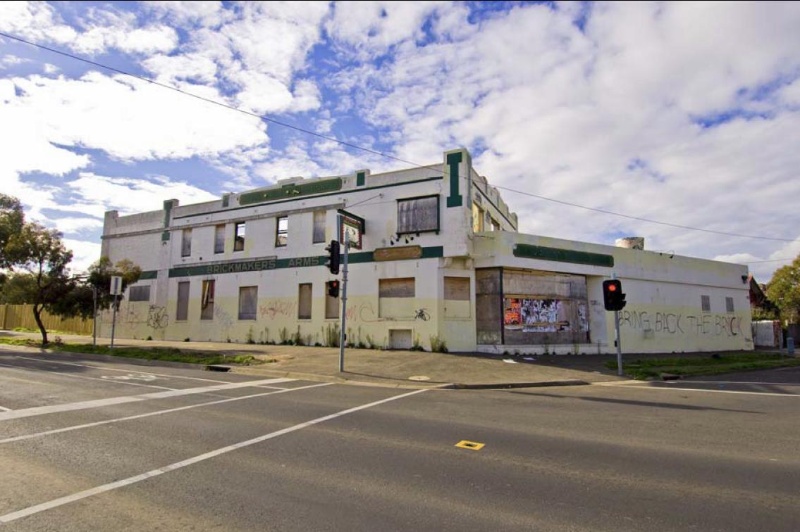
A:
<box><xmin>259</xmin><ymin>300</ymin><xmax>296</xmax><ymax>319</ymax></box>
<box><xmin>214</xmin><ymin>305</ymin><xmax>234</xmax><ymax>330</ymax></box>
<box><xmin>504</xmin><ymin>298</ymin><xmax>585</xmax><ymax>333</ymax></box>
<box><xmin>146</xmin><ymin>306</ymin><xmax>169</xmax><ymax>329</ymax></box>
<box><xmin>619</xmin><ymin>310</ymin><xmax>743</xmax><ymax>337</ymax></box>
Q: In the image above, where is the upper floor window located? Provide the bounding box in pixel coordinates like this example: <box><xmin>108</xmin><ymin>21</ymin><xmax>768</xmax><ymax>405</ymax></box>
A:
<box><xmin>214</xmin><ymin>224</ymin><xmax>225</xmax><ymax>254</ymax></box>
<box><xmin>276</xmin><ymin>216</ymin><xmax>288</xmax><ymax>247</ymax></box>
<box><xmin>725</xmin><ymin>296</ymin><xmax>734</xmax><ymax>313</ymax></box>
<box><xmin>397</xmin><ymin>195</ymin><xmax>439</xmax><ymax>235</ymax></box>
<box><xmin>234</xmin><ymin>222</ymin><xmax>245</xmax><ymax>252</ymax></box>
<box><xmin>701</xmin><ymin>295</ymin><xmax>711</xmax><ymax>313</ymax></box>
<box><xmin>312</xmin><ymin>210</ymin><xmax>326</xmax><ymax>244</ymax></box>
<box><xmin>128</xmin><ymin>285</ymin><xmax>151</xmax><ymax>302</ymax></box>
<box><xmin>181</xmin><ymin>228</ymin><xmax>192</xmax><ymax>257</ymax></box>
<box><xmin>472</xmin><ymin>203</ymin><xmax>484</xmax><ymax>232</ymax></box>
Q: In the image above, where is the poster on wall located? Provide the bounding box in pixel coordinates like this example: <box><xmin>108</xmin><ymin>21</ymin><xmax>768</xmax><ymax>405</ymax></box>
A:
<box><xmin>504</xmin><ymin>298</ymin><xmax>582</xmax><ymax>333</ymax></box>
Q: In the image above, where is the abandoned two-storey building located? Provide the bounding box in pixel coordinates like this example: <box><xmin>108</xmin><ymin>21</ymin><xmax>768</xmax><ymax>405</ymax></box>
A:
<box><xmin>99</xmin><ymin>148</ymin><xmax>753</xmax><ymax>354</ymax></box>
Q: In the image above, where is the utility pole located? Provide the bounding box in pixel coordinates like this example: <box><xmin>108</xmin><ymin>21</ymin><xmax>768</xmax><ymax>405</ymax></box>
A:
<box><xmin>338</xmin><ymin>229</ymin><xmax>350</xmax><ymax>372</ymax></box>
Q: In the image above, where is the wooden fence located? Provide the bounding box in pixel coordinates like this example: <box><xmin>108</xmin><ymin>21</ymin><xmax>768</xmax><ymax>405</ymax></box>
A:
<box><xmin>0</xmin><ymin>304</ymin><xmax>93</xmax><ymax>335</ymax></box>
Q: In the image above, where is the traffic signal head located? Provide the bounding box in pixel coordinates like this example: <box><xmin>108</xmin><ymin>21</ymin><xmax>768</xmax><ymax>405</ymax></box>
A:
<box><xmin>325</xmin><ymin>240</ymin><xmax>340</xmax><ymax>274</ymax></box>
<box><xmin>602</xmin><ymin>279</ymin><xmax>627</xmax><ymax>311</ymax></box>
<box><xmin>327</xmin><ymin>280</ymin><xmax>340</xmax><ymax>298</ymax></box>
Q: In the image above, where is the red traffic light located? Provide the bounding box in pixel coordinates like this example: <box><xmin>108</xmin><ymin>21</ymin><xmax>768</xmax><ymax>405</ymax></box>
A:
<box><xmin>602</xmin><ymin>279</ymin><xmax>626</xmax><ymax>311</ymax></box>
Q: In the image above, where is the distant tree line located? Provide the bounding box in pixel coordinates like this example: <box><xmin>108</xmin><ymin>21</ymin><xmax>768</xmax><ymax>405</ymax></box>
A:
<box><xmin>0</xmin><ymin>193</ymin><xmax>140</xmax><ymax>346</ymax></box>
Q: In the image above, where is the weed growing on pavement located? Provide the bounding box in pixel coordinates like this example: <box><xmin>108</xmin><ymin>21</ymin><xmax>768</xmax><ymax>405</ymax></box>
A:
<box><xmin>608</xmin><ymin>352</ymin><xmax>800</xmax><ymax>380</ymax></box>
<box><xmin>0</xmin><ymin>338</ymin><xmax>263</xmax><ymax>366</ymax></box>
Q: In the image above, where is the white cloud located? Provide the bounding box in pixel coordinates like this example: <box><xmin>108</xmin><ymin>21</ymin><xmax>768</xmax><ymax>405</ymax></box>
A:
<box><xmin>68</xmin><ymin>173</ymin><xmax>218</xmax><ymax>216</ymax></box>
<box><xmin>63</xmin><ymin>238</ymin><xmax>101</xmax><ymax>274</ymax></box>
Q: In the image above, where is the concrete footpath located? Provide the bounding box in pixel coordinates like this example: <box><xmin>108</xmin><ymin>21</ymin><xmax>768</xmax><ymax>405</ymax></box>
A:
<box><xmin>1</xmin><ymin>331</ymin><xmax>632</xmax><ymax>389</ymax></box>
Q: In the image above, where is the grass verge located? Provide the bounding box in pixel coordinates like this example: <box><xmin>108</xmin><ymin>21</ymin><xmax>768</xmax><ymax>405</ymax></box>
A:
<box><xmin>0</xmin><ymin>337</ymin><xmax>264</xmax><ymax>366</ymax></box>
<box><xmin>605</xmin><ymin>352</ymin><xmax>800</xmax><ymax>380</ymax></box>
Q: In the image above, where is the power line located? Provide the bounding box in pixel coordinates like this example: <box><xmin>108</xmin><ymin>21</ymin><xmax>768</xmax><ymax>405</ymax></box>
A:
<box><xmin>493</xmin><ymin>185</ymin><xmax>795</xmax><ymax>242</ymax></box>
<box><xmin>2</xmin><ymin>30</ymin><xmax>795</xmax><ymax>244</ymax></box>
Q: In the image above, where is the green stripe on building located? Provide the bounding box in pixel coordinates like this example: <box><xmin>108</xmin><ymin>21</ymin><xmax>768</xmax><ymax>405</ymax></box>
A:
<box><xmin>167</xmin><ymin>246</ymin><xmax>445</xmax><ymax>278</ymax></box>
<box><xmin>239</xmin><ymin>178</ymin><xmax>343</xmax><ymax>206</ymax></box>
<box><xmin>513</xmin><ymin>244</ymin><xmax>614</xmax><ymax>268</ymax></box>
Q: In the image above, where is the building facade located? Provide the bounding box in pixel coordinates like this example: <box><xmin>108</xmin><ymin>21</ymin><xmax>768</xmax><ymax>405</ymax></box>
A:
<box><xmin>99</xmin><ymin>148</ymin><xmax>753</xmax><ymax>354</ymax></box>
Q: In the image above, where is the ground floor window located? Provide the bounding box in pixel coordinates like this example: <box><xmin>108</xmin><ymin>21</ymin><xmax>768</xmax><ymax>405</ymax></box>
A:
<box><xmin>476</xmin><ymin>268</ymin><xmax>589</xmax><ymax>345</ymax></box>
<box><xmin>298</xmin><ymin>283</ymin><xmax>312</xmax><ymax>319</ymax></box>
<box><xmin>201</xmin><ymin>280</ymin><xmax>215</xmax><ymax>320</ymax></box>
<box><xmin>239</xmin><ymin>286</ymin><xmax>258</xmax><ymax>320</ymax></box>
<box><xmin>379</xmin><ymin>277</ymin><xmax>415</xmax><ymax>319</ymax></box>
<box><xmin>444</xmin><ymin>276</ymin><xmax>470</xmax><ymax>319</ymax></box>
<box><xmin>176</xmin><ymin>281</ymin><xmax>190</xmax><ymax>321</ymax></box>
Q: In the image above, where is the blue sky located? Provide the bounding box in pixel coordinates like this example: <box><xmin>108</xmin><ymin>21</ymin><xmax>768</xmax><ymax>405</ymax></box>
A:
<box><xmin>1</xmin><ymin>1</ymin><xmax>799</xmax><ymax>282</ymax></box>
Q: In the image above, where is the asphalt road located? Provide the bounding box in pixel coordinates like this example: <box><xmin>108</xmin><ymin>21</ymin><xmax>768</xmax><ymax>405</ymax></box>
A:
<box><xmin>1</xmin><ymin>348</ymin><xmax>799</xmax><ymax>531</ymax></box>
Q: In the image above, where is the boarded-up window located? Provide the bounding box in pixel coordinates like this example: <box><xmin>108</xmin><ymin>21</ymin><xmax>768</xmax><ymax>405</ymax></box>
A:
<box><xmin>201</xmin><ymin>280</ymin><xmax>215</xmax><ymax>320</ymax></box>
<box><xmin>325</xmin><ymin>281</ymin><xmax>339</xmax><ymax>319</ymax></box>
<box><xmin>701</xmin><ymin>295</ymin><xmax>711</xmax><ymax>312</ymax></box>
<box><xmin>397</xmin><ymin>196</ymin><xmax>438</xmax><ymax>234</ymax></box>
<box><xmin>276</xmin><ymin>216</ymin><xmax>288</xmax><ymax>247</ymax></box>
<box><xmin>298</xmin><ymin>283</ymin><xmax>312</xmax><ymax>319</ymax></box>
<box><xmin>128</xmin><ymin>285</ymin><xmax>150</xmax><ymax>302</ymax></box>
<box><xmin>214</xmin><ymin>224</ymin><xmax>225</xmax><ymax>254</ymax></box>
<box><xmin>181</xmin><ymin>228</ymin><xmax>192</xmax><ymax>257</ymax></box>
<box><xmin>725</xmin><ymin>296</ymin><xmax>734</xmax><ymax>313</ymax></box>
<box><xmin>444</xmin><ymin>276</ymin><xmax>470</xmax><ymax>319</ymax></box>
<box><xmin>379</xmin><ymin>278</ymin><xmax>415</xmax><ymax>319</ymax></box>
<box><xmin>239</xmin><ymin>286</ymin><xmax>257</xmax><ymax>320</ymax></box>
<box><xmin>313</xmin><ymin>210</ymin><xmax>326</xmax><ymax>244</ymax></box>
<box><xmin>176</xmin><ymin>282</ymin><xmax>190</xmax><ymax>321</ymax></box>
<box><xmin>234</xmin><ymin>222</ymin><xmax>245</xmax><ymax>252</ymax></box>
<box><xmin>501</xmin><ymin>270</ymin><xmax>589</xmax><ymax>346</ymax></box>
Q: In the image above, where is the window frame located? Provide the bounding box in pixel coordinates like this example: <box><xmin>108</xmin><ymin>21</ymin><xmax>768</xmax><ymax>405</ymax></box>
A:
<box><xmin>276</xmin><ymin>216</ymin><xmax>288</xmax><ymax>247</ymax></box>
<box><xmin>725</xmin><ymin>296</ymin><xmax>734</xmax><ymax>313</ymax></box>
<box><xmin>176</xmin><ymin>281</ymin><xmax>190</xmax><ymax>321</ymax></box>
<box><xmin>238</xmin><ymin>286</ymin><xmax>258</xmax><ymax>320</ymax></box>
<box><xmin>325</xmin><ymin>281</ymin><xmax>340</xmax><ymax>319</ymax></box>
<box><xmin>298</xmin><ymin>283</ymin><xmax>312</xmax><ymax>320</ymax></box>
<box><xmin>128</xmin><ymin>285</ymin><xmax>151</xmax><ymax>302</ymax></box>
<box><xmin>181</xmin><ymin>228</ymin><xmax>192</xmax><ymax>257</ymax></box>
<box><xmin>201</xmin><ymin>279</ymin><xmax>215</xmax><ymax>320</ymax></box>
<box><xmin>396</xmin><ymin>194</ymin><xmax>439</xmax><ymax>235</ymax></box>
<box><xmin>312</xmin><ymin>210</ymin><xmax>326</xmax><ymax>244</ymax></box>
<box><xmin>234</xmin><ymin>222</ymin><xmax>245</xmax><ymax>252</ymax></box>
<box><xmin>214</xmin><ymin>224</ymin><xmax>225</xmax><ymax>254</ymax></box>
<box><xmin>701</xmin><ymin>295</ymin><xmax>711</xmax><ymax>313</ymax></box>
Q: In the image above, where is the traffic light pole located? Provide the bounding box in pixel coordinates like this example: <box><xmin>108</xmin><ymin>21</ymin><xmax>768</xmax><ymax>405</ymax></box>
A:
<box><xmin>338</xmin><ymin>230</ymin><xmax>349</xmax><ymax>372</ymax></box>
<box><xmin>614</xmin><ymin>309</ymin><xmax>623</xmax><ymax>376</ymax></box>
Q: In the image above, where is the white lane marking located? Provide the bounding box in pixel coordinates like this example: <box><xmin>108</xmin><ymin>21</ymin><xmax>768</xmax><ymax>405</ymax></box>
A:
<box><xmin>0</xmin><ymin>378</ymin><xmax>294</xmax><ymax>422</ymax></box>
<box><xmin>0</xmin><ymin>363</ymin><xmax>177</xmax><ymax>391</ymax></box>
<box><xmin>667</xmin><ymin>380</ymin><xmax>800</xmax><ymax>387</ymax></box>
<box><xmin>0</xmin><ymin>405</ymin><xmax>11</xmax><ymax>412</ymax></box>
<box><xmin>12</xmin><ymin>356</ymin><xmax>239</xmax><ymax>384</ymax></box>
<box><xmin>604</xmin><ymin>383</ymin><xmax>799</xmax><ymax>397</ymax></box>
<box><xmin>0</xmin><ymin>388</ymin><xmax>427</xmax><ymax>524</ymax></box>
<box><xmin>0</xmin><ymin>382</ymin><xmax>333</xmax><ymax>445</ymax></box>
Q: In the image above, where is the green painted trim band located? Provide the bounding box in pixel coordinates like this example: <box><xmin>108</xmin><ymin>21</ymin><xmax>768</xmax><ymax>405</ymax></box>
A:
<box><xmin>513</xmin><ymin>244</ymin><xmax>614</xmax><ymax>268</ymax></box>
<box><xmin>239</xmin><ymin>178</ymin><xmax>343</xmax><ymax>206</ymax></box>
<box><xmin>139</xmin><ymin>270</ymin><xmax>158</xmax><ymax>280</ymax></box>
<box><xmin>446</xmin><ymin>152</ymin><xmax>463</xmax><ymax>208</ymax></box>
<box><xmin>172</xmin><ymin>176</ymin><xmax>443</xmax><ymax>220</ymax></box>
<box><xmin>167</xmin><ymin>246</ymin><xmax>445</xmax><ymax>278</ymax></box>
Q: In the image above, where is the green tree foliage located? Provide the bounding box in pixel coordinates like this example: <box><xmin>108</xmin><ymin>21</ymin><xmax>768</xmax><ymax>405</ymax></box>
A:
<box><xmin>0</xmin><ymin>194</ymin><xmax>25</xmax><ymax>269</ymax></box>
<box><xmin>50</xmin><ymin>257</ymin><xmax>142</xmax><ymax>320</ymax></box>
<box><xmin>4</xmin><ymin>222</ymin><xmax>74</xmax><ymax>345</ymax></box>
<box><xmin>766</xmin><ymin>255</ymin><xmax>800</xmax><ymax>324</ymax></box>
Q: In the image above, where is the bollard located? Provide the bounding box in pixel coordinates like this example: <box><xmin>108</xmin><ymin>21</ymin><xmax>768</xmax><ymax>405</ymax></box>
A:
<box><xmin>787</xmin><ymin>337</ymin><xmax>795</xmax><ymax>357</ymax></box>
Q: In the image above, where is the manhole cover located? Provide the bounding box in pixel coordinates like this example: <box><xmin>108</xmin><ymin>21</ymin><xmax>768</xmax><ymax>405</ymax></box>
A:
<box><xmin>408</xmin><ymin>375</ymin><xmax>431</xmax><ymax>381</ymax></box>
